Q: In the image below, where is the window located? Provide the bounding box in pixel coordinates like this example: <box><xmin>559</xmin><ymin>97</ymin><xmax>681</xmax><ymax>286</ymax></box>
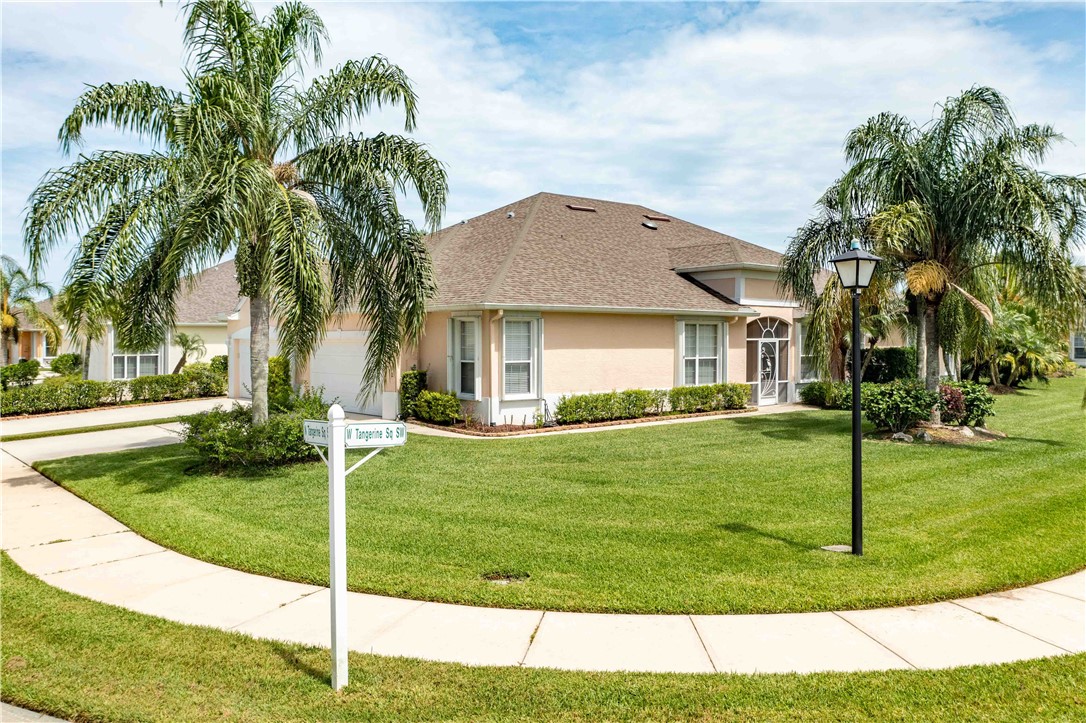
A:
<box><xmin>797</xmin><ymin>323</ymin><xmax>818</xmax><ymax>381</ymax></box>
<box><xmin>112</xmin><ymin>330</ymin><xmax>160</xmax><ymax>380</ymax></box>
<box><xmin>504</xmin><ymin>318</ymin><xmax>537</xmax><ymax>398</ymax></box>
<box><xmin>43</xmin><ymin>334</ymin><xmax>56</xmax><ymax>359</ymax></box>
<box><xmin>1074</xmin><ymin>333</ymin><xmax>1086</xmax><ymax>360</ymax></box>
<box><xmin>452</xmin><ymin>318</ymin><xmax>478</xmax><ymax>399</ymax></box>
<box><xmin>682</xmin><ymin>323</ymin><xmax>720</xmax><ymax>385</ymax></box>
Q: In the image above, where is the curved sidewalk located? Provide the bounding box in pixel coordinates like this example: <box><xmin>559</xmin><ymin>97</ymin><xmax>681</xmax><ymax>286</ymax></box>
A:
<box><xmin>2</xmin><ymin>453</ymin><xmax>1083</xmax><ymax>675</ymax></box>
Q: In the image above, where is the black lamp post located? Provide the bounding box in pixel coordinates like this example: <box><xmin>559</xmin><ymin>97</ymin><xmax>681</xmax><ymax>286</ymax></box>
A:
<box><xmin>828</xmin><ymin>240</ymin><xmax>881</xmax><ymax>556</ymax></box>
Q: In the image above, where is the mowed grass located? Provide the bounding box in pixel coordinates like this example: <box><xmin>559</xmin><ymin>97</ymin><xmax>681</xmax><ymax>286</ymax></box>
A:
<box><xmin>3</xmin><ymin>556</ymin><xmax>1085</xmax><ymax>723</ymax></box>
<box><xmin>37</xmin><ymin>376</ymin><xmax>1086</xmax><ymax>614</ymax></box>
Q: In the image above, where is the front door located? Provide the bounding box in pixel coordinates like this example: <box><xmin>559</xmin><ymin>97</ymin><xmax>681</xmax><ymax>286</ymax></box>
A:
<box><xmin>759</xmin><ymin>340</ymin><xmax>778</xmax><ymax>405</ymax></box>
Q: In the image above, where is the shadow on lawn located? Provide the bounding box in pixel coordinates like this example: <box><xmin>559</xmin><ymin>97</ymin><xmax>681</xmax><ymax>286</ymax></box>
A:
<box><xmin>717</xmin><ymin>522</ymin><xmax>811</xmax><ymax>551</ymax></box>
<box><xmin>728</xmin><ymin>412</ymin><xmax>850</xmax><ymax>442</ymax></box>
<box><xmin>270</xmin><ymin>643</ymin><xmax>330</xmax><ymax>685</ymax></box>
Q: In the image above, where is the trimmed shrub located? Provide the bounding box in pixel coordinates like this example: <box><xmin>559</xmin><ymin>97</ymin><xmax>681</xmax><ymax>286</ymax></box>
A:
<box><xmin>943</xmin><ymin>380</ymin><xmax>996</xmax><ymax>426</ymax></box>
<box><xmin>0</xmin><ymin>379</ymin><xmax>126</xmax><ymax>416</ymax></box>
<box><xmin>180</xmin><ymin>388</ymin><xmax>330</xmax><ymax>470</ymax></box>
<box><xmin>860</xmin><ymin>347</ymin><xmax>918</xmax><ymax>383</ymax></box>
<box><xmin>799</xmin><ymin>381</ymin><xmax>834</xmax><ymax>407</ymax></box>
<box><xmin>209</xmin><ymin>355</ymin><xmax>228</xmax><ymax>376</ymax></box>
<box><xmin>861</xmin><ymin>380</ymin><xmax>939</xmax><ymax>433</ymax></box>
<box><xmin>50</xmin><ymin>353</ymin><xmax>82</xmax><ymax>376</ymax></box>
<box><xmin>129</xmin><ymin>373</ymin><xmax>190</xmax><ymax>402</ymax></box>
<box><xmin>400</xmin><ymin>369</ymin><xmax>428</xmax><ymax>419</ymax></box>
<box><xmin>938</xmin><ymin>384</ymin><xmax>967</xmax><ymax>425</ymax></box>
<box><xmin>415</xmin><ymin>390</ymin><xmax>462</xmax><ymax>425</ymax></box>
<box><xmin>181</xmin><ymin>362</ymin><xmax>227</xmax><ymax>397</ymax></box>
<box><xmin>1</xmin><ymin>359</ymin><xmax>41</xmax><ymax>389</ymax></box>
<box><xmin>268</xmin><ymin>356</ymin><xmax>292</xmax><ymax>412</ymax></box>
<box><xmin>668</xmin><ymin>383</ymin><xmax>750</xmax><ymax>413</ymax></box>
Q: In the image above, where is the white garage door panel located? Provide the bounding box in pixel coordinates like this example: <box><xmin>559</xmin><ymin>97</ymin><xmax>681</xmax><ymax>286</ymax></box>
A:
<box><xmin>235</xmin><ymin>340</ymin><xmax>251</xmax><ymax>399</ymax></box>
<box><xmin>309</xmin><ymin>338</ymin><xmax>381</xmax><ymax>415</ymax></box>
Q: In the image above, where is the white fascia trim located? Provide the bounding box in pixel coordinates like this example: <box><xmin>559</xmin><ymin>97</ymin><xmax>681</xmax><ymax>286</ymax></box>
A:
<box><xmin>174</xmin><ymin>322</ymin><xmax>229</xmax><ymax>327</ymax></box>
<box><xmin>672</xmin><ymin>262</ymin><xmax>780</xmax><ymax>274</ymax></box>
<box><xmin>431</xmin><ymin>303</ymin><xmax>759</xmax><ymax>317</ymax></box>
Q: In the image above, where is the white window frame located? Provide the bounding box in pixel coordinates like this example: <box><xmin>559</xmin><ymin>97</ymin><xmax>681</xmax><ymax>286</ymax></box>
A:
<box><xmin>502</xmin><ymin>316</ymin><xmax>541</xmax><ymax>400</ymax></box>
<box><xmin>449</xmin><ymin>316</ymin><xmax>481</xmax><ymax>401</ymax></box>
<box><xmin>677</xmin><ymin>320</ymin><xmax>725</xmax><ymax>386</ymax></box>
<box><xmin>111</xmin><ymin>328</ymin><xmax>163</xmax><ymax>380</ymax></box>
<box><xmin>796</xmin><ymin>322</ymin><xmax>819</xmax><ymax>382</ymax></box>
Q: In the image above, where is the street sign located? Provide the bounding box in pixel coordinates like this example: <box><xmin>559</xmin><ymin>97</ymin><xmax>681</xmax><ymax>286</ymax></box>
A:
<box><xmin>344</xmin><ymin>421</ymin><xmax>407</xmax><ymax>448</ymax></box>
<box><xmin>302</xmin><ymin>407</ymin><xmax>409</xmax><ymax>691</ymax></box>
<box><xmin>303</xmin><ymin>419</ymin><xmax>330</xmax><ymax>446</ymax></box>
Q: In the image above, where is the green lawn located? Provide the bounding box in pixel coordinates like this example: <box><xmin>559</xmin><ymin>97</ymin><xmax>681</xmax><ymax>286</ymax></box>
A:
<box><xmin>37</xmin><ymin>376</ymin><xmax>1086</xmax><ymax>614</ymax></box>
<box><xmin>3</xmin><ymin>555</ymin><xmax>1084</xmax><ymax>722</ymax></box>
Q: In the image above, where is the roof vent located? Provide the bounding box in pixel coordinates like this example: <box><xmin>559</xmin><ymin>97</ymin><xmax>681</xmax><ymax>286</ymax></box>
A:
<box><xmin>507</xmin><ymin>211</ymin><xmax>515</xmax><ymax>219</ymax></box>
<box><xmin>643</xmin><ymin>214</ymin><xmax>670</xmax><ymax>222</ymax></box>
<box><xmin>642</xmin><ymin>221</ymin><xmax>659</xmax><ymax>230</ymax></box>
<box><xmin>566</xmin><ymin>204</ymin><xmax>597</xmax><ymax>212</ymax></box>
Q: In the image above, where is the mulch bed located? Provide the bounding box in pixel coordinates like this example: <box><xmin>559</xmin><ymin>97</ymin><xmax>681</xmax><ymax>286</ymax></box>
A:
<box><xmin>871</xmin><ymin>421</ymin><xmax>1007</xmax><ymax>445</ymax></box>
<box><xmin>409</xmin><ymin>407</ymin><xmax>758</xmax><ymax>437</ymax></box>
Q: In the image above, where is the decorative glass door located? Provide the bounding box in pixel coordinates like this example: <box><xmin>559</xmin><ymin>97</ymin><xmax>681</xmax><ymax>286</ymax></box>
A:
<box><xmin>759</xmin><ymin>340</ymin><xmax>778</xmax><ymax>403</ymax></box>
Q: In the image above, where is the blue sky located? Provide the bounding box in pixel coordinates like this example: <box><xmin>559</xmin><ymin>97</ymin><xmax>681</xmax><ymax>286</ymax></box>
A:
<box><xmin>2</xmin><ymin>1</ymin><xmax>1084</xmax><ymax>290</ymax></box>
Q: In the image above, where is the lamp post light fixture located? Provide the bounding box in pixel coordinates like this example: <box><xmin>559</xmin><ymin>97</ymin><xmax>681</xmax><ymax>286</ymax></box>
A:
<box><xmin>827</xmin><ymin>240</ymin><xmax>881</xmax><ymax>556</ymax></box>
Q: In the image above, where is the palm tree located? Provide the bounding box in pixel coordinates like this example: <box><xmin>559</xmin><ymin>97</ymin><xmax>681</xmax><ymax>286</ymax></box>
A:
<box><xmin>54</xmin><ymin>276</ymin><xmax>113</xmax><ymax>380</ymax></box>
<box><xmin>781</xmin><ymin>87</ymin><xmax>1086</xmax><ymax>390</ymax></box>
<box><xmin>1</xmin><ymin>256</ymin><xmax>61</xmax><ymax>366</ymax></box>
<box><xmin>171</xmin><ymin>332</ymin><xmax>207</xmax><ymax>373</ymax></box>
<box><xmin>23</xmin><ymin>0</ymin><xmax>447</xmax><ymax>423</ymax></box>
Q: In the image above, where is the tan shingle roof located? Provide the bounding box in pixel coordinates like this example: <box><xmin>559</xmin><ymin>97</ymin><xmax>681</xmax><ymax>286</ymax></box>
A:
<box><xmin>428</xmin><ymin>192</ymin><xmax>782</xmax><ymax>314</ymax></box>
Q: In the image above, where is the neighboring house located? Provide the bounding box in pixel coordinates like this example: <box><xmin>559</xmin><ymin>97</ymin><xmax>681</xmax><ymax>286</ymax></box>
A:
<box><xmin>13</xmin><ymin>260</ymin><xmax>240</xmax><ymax>379</ymax></box>
<box><xmin>228</xmin><ymin>192</ymin><xmax>826</xmax><ymax>422</ymax></box>
<box><xmin>1071</xmin><ymin>329</ymin><xmax>1086</xmax><ymax>368</ymax></box>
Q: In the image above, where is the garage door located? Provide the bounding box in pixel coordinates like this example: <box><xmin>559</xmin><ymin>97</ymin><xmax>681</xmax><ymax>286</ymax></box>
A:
<box><xmin>309</xmin><ymin>335</ymin><xmax>381</xmax><ymax>416</ymax></box>
<box><xmin>232</xmin><ymin>339</ymin><xmax>252</xmax><ymax>400</ymax></box>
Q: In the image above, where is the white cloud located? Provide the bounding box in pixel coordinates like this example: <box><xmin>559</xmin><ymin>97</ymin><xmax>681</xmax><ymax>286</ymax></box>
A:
<box><xmin>2</xmin><ymin>1</ymin><xmax>1083</xmax><ymax>288</ymax></box>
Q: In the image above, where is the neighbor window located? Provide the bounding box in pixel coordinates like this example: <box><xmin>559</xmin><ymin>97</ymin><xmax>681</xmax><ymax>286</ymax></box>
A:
<box><xmin>682</xmin><ymin>322</ymin><xmax>720</xmax><ymax>385</ymax></box>
<box><xmin>1074</xmin><ymin>333</ymin><xmax>1086</xmax><ymax>360</ymax></box>
<box><xmin>504</xmin><ymin>318</ymin><xmax>537</xmax><ymax>397</ymax></box>
<box><xmin>112</xmin><ymin>330</ymin><xmax>160</xmax><ymax>380</ymax></box>
<box><xmin>43</xmin><ymin>334</ymin><xmax>56</xmax><ymax>359</ymax></box>
<box><xmin>452</xmin><ymin>318</ymin><xmax>478</xmax><ymax>399</ymax></box>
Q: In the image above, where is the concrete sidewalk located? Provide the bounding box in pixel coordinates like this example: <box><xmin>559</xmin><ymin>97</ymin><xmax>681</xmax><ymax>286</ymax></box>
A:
<box><xmin>2</xmin><ymin>450</ymin><xmax>1081</xmax><ymax>675</ymax></box>
<box><xmin>1</xmin><ymin>397</ymin><xmax>242</xmax><ymax>437</ymax></box>
<box><xmin>0</xmin><ymin>702</ymin><xmax>68</xmax><ymax>722</ymax></box>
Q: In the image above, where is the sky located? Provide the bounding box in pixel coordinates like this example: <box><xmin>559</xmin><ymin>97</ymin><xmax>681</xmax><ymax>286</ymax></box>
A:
<box><xmin>2</xmin><ymin>0</ymin><xmax>1084</xmax><ymax>291</ymax></box>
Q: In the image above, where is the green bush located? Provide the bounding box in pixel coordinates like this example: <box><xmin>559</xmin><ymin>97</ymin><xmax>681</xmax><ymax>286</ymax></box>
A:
<box><xmin>799</xmin><ymin>381</ymin><xmax>833</xmax><ymax>407</ymax></box>
<box><xmin>180</xmin><ymin>389</ymin><xmax>330</xmax><ymax>470</ymax></box>
<box><xmin>668</xmin><ymin>383</ymin><xmax>750</xmax><ymax>413</ymax></box>
<box><xmin>0</xmin><ymin>379</ymin><xmax>126</xmax><ymax>416</ymax></box>
<box><xmin>861</xmin><ymin>380</ymin><xmax>939</xmax><ymax>433</ymax></box>
<box><xmin>1</xmin><ymin>359</ymin><xmax>41</xmax><ymax>389</ymax></box>
<box><xmin>400</xmin><ymin>369</ymin><xmax>428</xmax><ymax>419</ymax></box>
<box><xmin>209</xmin><ymin>355</ymin><xmax>228</xmax><ymax>376</ymax></box>
<box><xmin>268</xmin><ymin>356</ymin><xmax>292</xmax><ymax>412</ymax></box>
<box><xmin>50</xmin><ymin>353</ymin><xmax>82</xmax><ymax>376</ymax></box>
<box><xmin>860</xmin><ymin>347</ymin><xmax>918</xmax><ymax>383</ymax></box>
<box><xmin>415</xmin><ymin>390</ymin><xmax>462</xmax><ymax>425</ymax></box>
<box><xmin>943</xmin><ymin>380</ymin><xmax>996</xmax><ymax>426</ymax></box>
<box><xmin>181</xmin><ymin>362</ymin><xmax>227</xmax><ymax>397</ymax></box>
<box><xmin>129</xmin><ymin>373</ymin><xmax>189</xmax><ymax>402</ymax></box>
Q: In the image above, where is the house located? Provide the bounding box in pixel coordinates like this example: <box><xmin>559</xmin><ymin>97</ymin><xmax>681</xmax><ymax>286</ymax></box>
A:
<box><xmin>227</xmin><ymin>192</ymin><xmax>824</xmax><ymax>422</ymax></box>
<box><xmin>13</xmin><ymin>260</ymin><xmax>240</xmax><ymax>379</ymax></box>
<box><xmin>1071</xmin><ymin>329</ymin><xmax>1086</xmax><ymax>368</ymax></box>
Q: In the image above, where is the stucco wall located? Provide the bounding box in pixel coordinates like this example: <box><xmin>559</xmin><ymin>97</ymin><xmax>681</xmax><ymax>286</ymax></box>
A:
<box><xmin>542</xmin><ymin>313</ymin><xmax>677</xmax><ymax>393</ymax></box>
<box><xmin>168</xmin><ymin>326</ymin><xmax>228</xmax><ymax>372</ymax></box>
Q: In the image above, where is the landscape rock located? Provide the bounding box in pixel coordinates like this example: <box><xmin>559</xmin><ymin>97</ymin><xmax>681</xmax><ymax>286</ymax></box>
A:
<box><xmin>959</xmin><ymin>427</ymin><xmax>975</xmax><ymax>438</ymax></box>
<box><xmin>891</xmin><ymin>432</ymin><xmax>914</xmax><ymax>443</ymax></box>
<box><xmin>916</xmin><ymin>430</ymin><xmax>933</xmax><ymax>442</ymax></box>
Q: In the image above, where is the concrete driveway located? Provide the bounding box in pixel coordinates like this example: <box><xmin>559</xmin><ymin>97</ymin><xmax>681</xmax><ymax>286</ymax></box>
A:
<box><xmin>1</xmin><ymin>397</ymin><xmax>244</xmax><ymax>437</ymax></box>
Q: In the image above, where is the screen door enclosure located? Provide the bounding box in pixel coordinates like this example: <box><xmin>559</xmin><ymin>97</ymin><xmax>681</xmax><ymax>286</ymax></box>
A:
<box><xmin>747</xmin><ymin>319</ymin><xmax>790</xmax><ymax>404</ymax></box>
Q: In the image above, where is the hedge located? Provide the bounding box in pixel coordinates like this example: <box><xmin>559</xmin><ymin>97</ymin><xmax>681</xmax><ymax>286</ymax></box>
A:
<box><xmin>554</xmin><ymin>383</ymin><xmax>749</xmax><ymax>425</ymax></box>
<box><xmin>1</xmin><ymin>360</ymin><xmax>41</xmax><ymax>390</ymax></box>
<box><xmin>400</xmin><ymin>369</ymin><xmax>428</xmax><ymax>419</ymax></box>
<box><xmin>415</xmin><ymin>390</ymin><xmax>462</xmax><ymax>425</ymax></box>
<box><xmin>1</xmin><ymin>364</ymin><xmax>227</xmax><ymax>416</ymax></box>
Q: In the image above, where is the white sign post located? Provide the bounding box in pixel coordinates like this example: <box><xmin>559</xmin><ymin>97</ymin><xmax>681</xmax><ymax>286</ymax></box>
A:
<box><xmin>304</xmin><ymin>404</ymin><xmax>407</xmax><ymax>691</ymax></box>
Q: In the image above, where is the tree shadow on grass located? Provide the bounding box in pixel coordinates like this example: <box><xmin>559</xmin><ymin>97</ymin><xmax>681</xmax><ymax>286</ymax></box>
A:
<box><xmin>717</xmin><ymin>522</ymin><xmax>812</xmax><ymax>551</ymax></box>
<box><xmin>728</xmin><ymin>412</ymin><xmax>851</xmax><ymax>443</ymax></box>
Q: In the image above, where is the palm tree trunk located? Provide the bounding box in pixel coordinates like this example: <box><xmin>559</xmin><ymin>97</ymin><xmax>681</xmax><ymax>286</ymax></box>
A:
<box><xmin>2</xmin><ymin>330</ymin><xmax>10</xmax><ymax>366</ymax></box>
<box><xmin>82</xmin><ymin>339</ymin><xmax>91</xmax><ymax>380</ymax></box>
<box><xmin>915</xmin><ymin>299</ymin><xmax>926</xmax><ymax>381</ymax></box>
<box><xmin>250</xmin><ymin>293</ymin><xmax>270</xmax><ymax>425</ymax></box>
<box><xmin>860</xmin><ymin>340</ymin><xmax>879</xmax><ymax>380</ymax></box>
<box><xmin>924</xmin><ymin>301</ymin><xmax>940</xmax><ymax>391</ymax></box>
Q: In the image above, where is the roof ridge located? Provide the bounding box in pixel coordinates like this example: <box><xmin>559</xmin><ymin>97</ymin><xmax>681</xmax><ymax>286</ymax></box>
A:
<box><xmin>483</xmin><ymin>193</ymin><xmax>545</xmax><ymax>304</ymax></box>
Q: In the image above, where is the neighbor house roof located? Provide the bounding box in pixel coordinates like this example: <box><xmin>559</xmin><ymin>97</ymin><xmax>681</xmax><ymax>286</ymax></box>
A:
<box><xmin>427</xmin><ymin>192</ymin><xmax>785</xmax><ymax>315</ymax></box>
<box><xmin>35</xmin><ymin>259</ymin><xmax>240</xmax><ymax>327</ymax></box>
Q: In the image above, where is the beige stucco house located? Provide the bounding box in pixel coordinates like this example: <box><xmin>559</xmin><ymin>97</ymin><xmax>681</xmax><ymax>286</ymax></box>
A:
<box><xmin>228</xmin><ymin>192</ymin><xmax>823</xmax><ymax>422</ymax></box>
<box><xmin>14</xmin><ymin>260</ymin><xmax>239</xmax><ymax>380</ymax></box>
